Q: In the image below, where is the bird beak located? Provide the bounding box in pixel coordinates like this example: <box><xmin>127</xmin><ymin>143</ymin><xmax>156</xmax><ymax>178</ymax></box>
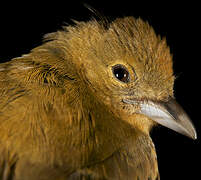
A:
<box><xmin>123</xmin><ymin>98</ymin><xmax>197</xmax><ymax>139</ymax></box>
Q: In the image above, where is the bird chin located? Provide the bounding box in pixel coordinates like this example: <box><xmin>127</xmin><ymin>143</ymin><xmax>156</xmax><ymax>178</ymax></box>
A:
<box><xmin>122</xmin><ymin>98</ymin><xmax>197</xmax><ymax>139</ymax></box>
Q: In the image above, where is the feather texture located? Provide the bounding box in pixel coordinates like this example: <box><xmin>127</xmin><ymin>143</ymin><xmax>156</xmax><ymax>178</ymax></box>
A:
<box><xmin>0</xmin><ymin>16</ymin><xmax>194</xmax><ymax>179</ymax></box>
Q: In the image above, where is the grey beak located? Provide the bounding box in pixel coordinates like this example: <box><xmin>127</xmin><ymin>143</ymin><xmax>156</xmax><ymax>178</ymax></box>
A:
<box><xmin>123</xmin><ymin>98</ymin><xmax>197</xmax><ymax>139</ymax></box>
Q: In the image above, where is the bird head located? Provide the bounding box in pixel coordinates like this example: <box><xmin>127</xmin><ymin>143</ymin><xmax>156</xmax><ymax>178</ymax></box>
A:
<box><xmin>44</xmin><ymin>17</ymin><xmax>196</xmax><ymax>139</ymax></box>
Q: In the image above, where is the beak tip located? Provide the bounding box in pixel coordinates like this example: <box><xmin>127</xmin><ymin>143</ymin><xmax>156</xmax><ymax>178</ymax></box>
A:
<box><xmin>185</xmin><ymin>128</ymin><xmax>197</xmax><ymax>140</ymax></box>
<box><xmin>192</xmin><ymin>132</ymin><xmax>197</xmax><ymax>140</ymax></box>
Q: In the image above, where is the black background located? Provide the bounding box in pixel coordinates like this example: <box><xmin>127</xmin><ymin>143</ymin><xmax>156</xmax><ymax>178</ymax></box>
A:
<box><xmin>0</xmin><ymin>1</ymin><xmax>200</xmax><ymax>179</ymax></box>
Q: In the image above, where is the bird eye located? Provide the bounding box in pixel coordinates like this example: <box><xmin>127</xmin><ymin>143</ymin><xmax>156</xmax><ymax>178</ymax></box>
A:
<box><xmin>112</xmin><ymin>64</ymin><xmax>130</xmax><ymax>83</ymax></box>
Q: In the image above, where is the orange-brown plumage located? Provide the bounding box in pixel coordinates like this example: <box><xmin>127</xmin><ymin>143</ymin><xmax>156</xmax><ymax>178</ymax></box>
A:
<box><xmin>0</xmin><ymin>17</ymin><xmax>196</xmax><ymax>180</ymax></box>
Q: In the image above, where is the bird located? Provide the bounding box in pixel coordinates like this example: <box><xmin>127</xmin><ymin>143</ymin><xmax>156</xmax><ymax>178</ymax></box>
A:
<box><xmin>0</xmin><ymin>16</ymin><xmax>197</xmax><ymax>180</ymax></box>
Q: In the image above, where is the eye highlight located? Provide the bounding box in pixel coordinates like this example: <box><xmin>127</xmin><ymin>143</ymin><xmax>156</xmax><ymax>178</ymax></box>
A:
<box><xmin>112</xmin><ymin>64</ymin><xmax>130</xmax><ymax>83</ymax></box>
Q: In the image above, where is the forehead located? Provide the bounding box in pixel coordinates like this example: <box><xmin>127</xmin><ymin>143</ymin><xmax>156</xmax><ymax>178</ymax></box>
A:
<box><xmin>79</xmin><ymin>17</ymin><xmax>172</xmax><ymax>74</ymax></box>
<box><xmin>54</xmin><ymin>17</ymin><xmax>175</xmax><ymax>98</ymax></box>
<box><xmin>54</xmin><ymin>17</ymin><xmax>173</xmax><ymax>79</ymax></box>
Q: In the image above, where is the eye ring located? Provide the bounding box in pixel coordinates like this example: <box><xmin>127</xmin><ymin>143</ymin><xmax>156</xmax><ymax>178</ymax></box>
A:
<box><xmin>112</xmin><ymin>64</ymin><xmax>130</xmax><ymax>83</ymax></box>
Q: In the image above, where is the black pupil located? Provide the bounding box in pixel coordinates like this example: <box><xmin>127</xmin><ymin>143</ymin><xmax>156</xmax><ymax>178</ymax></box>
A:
<box><xmin>113</xmin><ymin>65</ymin><xmax>129</xmax><ymax>83</ymax></box>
